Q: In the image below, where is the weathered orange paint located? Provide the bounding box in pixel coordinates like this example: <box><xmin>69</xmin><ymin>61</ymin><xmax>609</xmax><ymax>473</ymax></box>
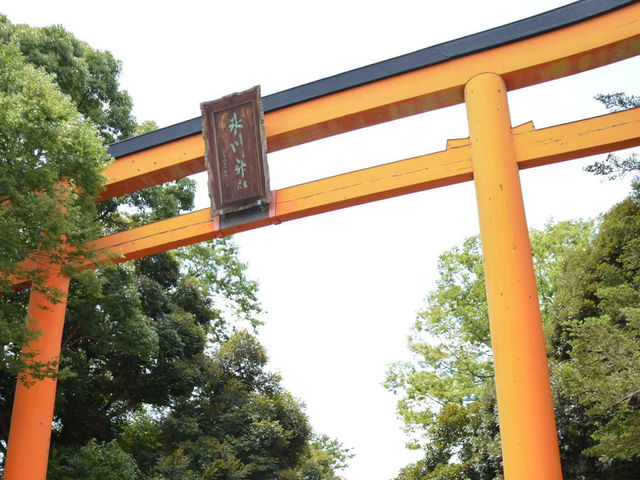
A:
<box><xmin>100</xmin><ymin>134</ymin><xmax>205</xmax><ymax>201</ymax></box>
<box><xmin>4</xmin><ymin>263</ymin><xmax>70</xmax><ymax>480</ymax></box>
<box><xmin>90</xmin><ymin>209</ymin><xmax>220</xmax><ymax>263</ymax></box>
<box><xmin>274</xmin><ymin>147</ymin><xmax>472</xmax><ymax>221</ymax></box>
<box><xmin>465</xmin><ymin>72</ymin><xmax>562</xmax><ymax>479</ymax></box>
<box><xmin>270</xmin><ymin>106</ymin><xmax>640</xmax><ymax>222</ymax></box>
<box><xmin>515</xmin><ymin>106</ymin><xmax>640</xmax><ymax>169</ymax></box>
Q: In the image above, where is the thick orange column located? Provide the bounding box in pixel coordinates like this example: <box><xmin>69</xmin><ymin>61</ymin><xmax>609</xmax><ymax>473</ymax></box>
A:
<box><xmin>3</xmin><ymin>263</ymin><xmax>70</xmax><ymax>480</ymax></box>
<box><xmin>464</xmin><ymin>73</ymin><xmax>562</xmax><ymax>479</ymax></box>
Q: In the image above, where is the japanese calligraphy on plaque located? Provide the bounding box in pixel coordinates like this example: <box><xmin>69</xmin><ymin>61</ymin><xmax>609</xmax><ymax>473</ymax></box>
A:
<box><xmin>201</xmin><ymin>86</ymin><xmax>271</xmax><ymax>216</ymax></box>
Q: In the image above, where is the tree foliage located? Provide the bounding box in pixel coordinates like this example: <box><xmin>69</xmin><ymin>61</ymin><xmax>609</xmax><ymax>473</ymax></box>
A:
<box><xmin>0</xmin><ymin>16</ymin><xmax>137</xmax><ymax>144</ymax></box>
<box><xmin>0</xmin><ymin>12</ymin><xmax>192</xmax><ymax>375</ymax></box>
<box><xmin>0</xmin><ymin>16</ymin><xmax>350</xmax><ymax>479</ymax></box>
<box><xmin>387</xmin><ymin>210</ymin><xmax>640</xmax><ymax>478</ymax></box>
<box><xmin>385</xmin><ymin>221</ymin><xmax>592</xmax><ymax>479</ymax></box>
<box><xmin>49</xmin><ymin>439</ymin><xmax>140</xmax><ymax>480</ymax></box>
<box><xmin>0</xmin><ymin>15</ymin><xmax>116</xmax><ymax>378</ymax></box>
<box><xmin>0</xmin><ymin>20</ymin><xmax>110</xmax><ymax>295</ymax></box>
<box><xmin>554</xmin><ymin>192</ymin><xmax>640</xmax><ymax>465</ymax></box>
<box><xmin>282</xmin><ymin>435</ymin><xmax>354</xmax><ymax>480</ymax></box>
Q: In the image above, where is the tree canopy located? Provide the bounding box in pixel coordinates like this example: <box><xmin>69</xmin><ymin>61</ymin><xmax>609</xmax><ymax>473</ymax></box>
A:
<box><xmin>387</xmin><ymin>208</ymin><xmax>640</xmax><ymax>479</ymax></box>
<box><xmin>0</xmin><ymin>17</ymin><xmax>110</xmax><ymax>295</ymax></box>
<box><xmin>0</xmin><ymin>15</ymin><xmax>350</xmax><ymax>479</ymax></box>
<box><xmin>0</xmin><ymin>14</ymin><xmax>124</xmax><ymax>379</ymax></box>
<box><xmin>554</xmin><ymin>191</ymin><xmax>640</xmax><ymax>465</ymax></box>
<box><xmin>385</xmin><ymin>220</ymin><xmax>594</xmax><ymax>479</ymax></box>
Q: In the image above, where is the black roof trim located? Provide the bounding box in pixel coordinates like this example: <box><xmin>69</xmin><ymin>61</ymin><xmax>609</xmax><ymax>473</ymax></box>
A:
<box><xmin>108</xmin><ymin>0</ymin><xmax>635</xmax><ymax>159</ymax></box>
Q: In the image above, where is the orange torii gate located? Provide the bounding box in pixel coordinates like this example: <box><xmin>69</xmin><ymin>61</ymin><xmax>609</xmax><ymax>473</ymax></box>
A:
<box><xmin>4</xmin><ymin>1</ymin><xmax>640</xmax><ymax>479</ymax></box>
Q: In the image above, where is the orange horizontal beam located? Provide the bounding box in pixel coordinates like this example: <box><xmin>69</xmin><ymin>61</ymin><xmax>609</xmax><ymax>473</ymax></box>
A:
<box><xmin>99</xmin><ymin>135</ymin><xmax>204</xmax><ymax>201</ymax></box>
<box><xmin>98</xmin><ymin>3</ymin><xmax>640</xmax><ymax>201</ymax></box>
<box><xmin>515</xmin><ymin>107</ymin><xmax>640</xmax><ymax>169</ymax></box>
<box><xmin>8</xmin><ymin>107</ymin><xmax>640</xmax><ymax>280</ymax></box>
<box><xmin>90</xmin><ymin>210</ymin><xmax>220</xmax><ymax>262</ymax></box>
<box><xmin>9</xmin><ymin>105</ymin><xmax>635</xmax><ymax>291</ymax></box>
<box><xmin>85</xmin><ymin>107</ymin><xmax>640</xmax><ymax>266</ymax></box>
<box><xmin>273</xmin><ymin>107</ymin><xmax>640</xmax><ymax>221</ymax></box>
<box><xmin>92</xmin><ymin>145</ymin><xmax>474</xmax><ymax>265</ymax></box>
<box><xmin>275</xmin><ymin>143</ymin><xmax>471</xmax><ymax>222</ymax></box>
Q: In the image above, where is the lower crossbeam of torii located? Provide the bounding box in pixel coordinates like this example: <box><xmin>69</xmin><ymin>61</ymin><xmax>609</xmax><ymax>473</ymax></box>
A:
<box><xmin>3</xmin><ymin>1</ymin><xmax>640</xmax><ymax>479</ymax></box>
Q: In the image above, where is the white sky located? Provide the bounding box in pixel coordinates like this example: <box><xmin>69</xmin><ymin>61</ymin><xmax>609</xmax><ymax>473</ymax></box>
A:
<box><xmin>2</xmin><ymin>1</ymin><xmax>638</xmax><ymax>478</ymax></box>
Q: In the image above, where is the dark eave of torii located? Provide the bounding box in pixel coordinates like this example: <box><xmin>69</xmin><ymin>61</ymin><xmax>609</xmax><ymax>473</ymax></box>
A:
<box><xmin>107</xmin><ymin>0</ymin><xmax>637</xmax><ymax>159</ymax></box>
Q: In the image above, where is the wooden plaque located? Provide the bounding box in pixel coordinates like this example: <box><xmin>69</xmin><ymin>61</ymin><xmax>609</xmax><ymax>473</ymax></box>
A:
<box><xmin>201</xmin><ymin>86</ymin><xmax>271</xmax><ymax>216</ymax></box>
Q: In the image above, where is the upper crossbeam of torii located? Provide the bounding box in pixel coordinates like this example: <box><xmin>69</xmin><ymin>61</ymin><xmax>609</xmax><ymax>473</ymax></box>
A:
<box><xmin>3</xmin><ymin>1</ymin><xmax>640</xmax><ymax>479</ymax></box>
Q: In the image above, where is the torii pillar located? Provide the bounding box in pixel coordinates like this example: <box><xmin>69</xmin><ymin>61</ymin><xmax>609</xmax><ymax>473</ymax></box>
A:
<box><xmin>465</xmin><ymin>72</ymin><xmax>563</xmax><ymax>479</ymax></box>
<box><xmin>3</xmin><ymin>262</ymin><xmax>70</xmax><ymax>480</ymax></box>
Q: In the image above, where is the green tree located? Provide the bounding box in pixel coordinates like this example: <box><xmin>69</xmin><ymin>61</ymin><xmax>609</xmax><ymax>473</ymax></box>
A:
<box><xmin>0</xmin><ymin>24</ymin><xmax>110</xmax><ymax>290</ymax></box>
<box><xmin>0</xmin><ymin>12</ymin><xmax>189</xmax><ymax>377</ymax></box>
<box><xmin>554</xmin><ymin>192</ymin><xmax>640</xmax><ymax>466</ymax></box>
<box><xmin>387</xmin><ymin>205</ymin><xmax>640</xmax><ymax>479</ymax></box>
<box><xmin>281</xmin><ymin>435</ymin><xmax>353</xmax><ymax>480</ymax></box>
<box><xmin>0</xmin><ymin>19</ymin><xmax>110</xmax><ymax>378</ymax></box>
<box><xmin>0</xmin><ymin>16</ymin><xmax>350</xmax><ymax>479</ymax></box>
<box><xmin>149</xmin><ymin>331</ymin><xmax>311</xmax><ymax>480</ymax></box>
<box><xmin>0</xmin><ymin>12</ymin><xmax>144</xmax><ymax>287</ymax></box>
<box><xmin>0</xmin><ymin>16</ymin><xmax>137</xmax><ymax>144</ymax></box>
<box><xmin>385</xmin><ymin>221</ymin><xmax>599</xmax><ymax>479</ymax></box>
<box><xmin>555</xmin><ymin>91</ymin><xmax>640</xmax><ymax>466</ymax></box>
<box><xmin>48</xmin><ymin>439</ymin><xmax>140</xmax><ymax>480</ymax></box>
